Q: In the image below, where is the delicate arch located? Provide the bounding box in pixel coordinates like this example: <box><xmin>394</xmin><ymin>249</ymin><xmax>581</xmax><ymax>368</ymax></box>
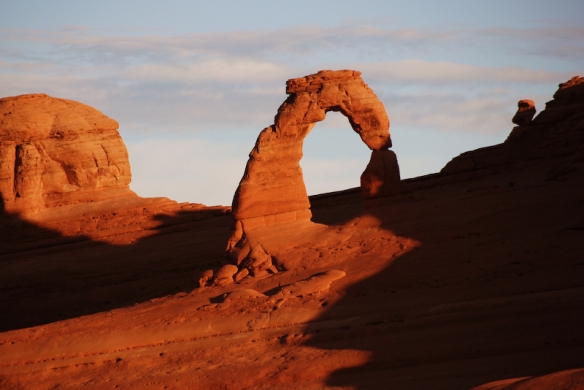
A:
<box><xmin>232</xmin><ymin>70</ymin><xmax>393</xmax><ymax>227</ymax></box>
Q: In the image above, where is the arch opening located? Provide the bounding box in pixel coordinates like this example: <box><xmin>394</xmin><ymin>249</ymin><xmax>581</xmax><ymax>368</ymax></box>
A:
<box><xmin>299</xmin><ymin>110</ymin><xmax>371</xmax><ymax>197</ymax></box>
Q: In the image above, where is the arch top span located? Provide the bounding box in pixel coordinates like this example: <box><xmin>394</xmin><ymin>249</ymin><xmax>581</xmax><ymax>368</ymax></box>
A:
<box><xmin>231</xmin><ymin>70</ymin><xmax>398</xmax><ymax>229</ymax></box>
<box><xmin>275</xmin><ymin>70</ymin><xmax>391</xmax><ymax>150</ymax></box>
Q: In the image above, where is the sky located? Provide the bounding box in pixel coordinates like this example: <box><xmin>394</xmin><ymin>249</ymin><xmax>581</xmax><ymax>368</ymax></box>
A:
<box><xmin>1</xmin><ymin>0</ymin><xmax>583</xmax><ymax>206</ymax></box>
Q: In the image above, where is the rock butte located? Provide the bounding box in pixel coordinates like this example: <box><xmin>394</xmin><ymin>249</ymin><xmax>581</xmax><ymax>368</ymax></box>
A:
<box><xmin>0</xmin><ymin>94</ymin><xmax>133</xmax><ymax>215</ymax></box>
<box><xmin>0</xmin><ymin>75</ymin><xmax>583</xmax><ymax>390</ymax></box>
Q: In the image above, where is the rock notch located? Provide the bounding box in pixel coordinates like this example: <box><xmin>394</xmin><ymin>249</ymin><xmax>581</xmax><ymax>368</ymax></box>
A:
<box><xmin>231</xmin><ymin>70</ymin><xmax>397</xmax><ymax>223</ymax></box>
<box><xmin>0</xmin><ymin>94</ymin><xmax>134</xmax><ymax>215</ymax></box>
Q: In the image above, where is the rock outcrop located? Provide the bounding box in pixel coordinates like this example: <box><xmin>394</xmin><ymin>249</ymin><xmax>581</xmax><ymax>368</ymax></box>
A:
<box><xmin>0</xmin><ymin>94</ymin><xmax>133</xmax><ymax>215</ymax></box>
<box><xmin>511</xmin><ymin>99</ymin><xmax>536</xmax><ymax>126</ymax></box>
<box><xmin>360</xmin><ymin>149</ymin><xmax>401</xmax><ymax>199</ymax></box>
<box><xmin>439</xmin><ymin>76</ymin><xmax>584</xmax><ymax>177</ymax></box>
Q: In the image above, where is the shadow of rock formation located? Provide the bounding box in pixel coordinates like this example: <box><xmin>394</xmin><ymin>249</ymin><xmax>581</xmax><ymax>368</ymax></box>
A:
<box><xmin>0</xmin><ymin>204</ymin><xmax>233</xmax><ymax>332</ymax></box>
<box><xmin>298</xmin><ymin>75</ymin><xmax>584</xmax><ymax>389</ymax></box>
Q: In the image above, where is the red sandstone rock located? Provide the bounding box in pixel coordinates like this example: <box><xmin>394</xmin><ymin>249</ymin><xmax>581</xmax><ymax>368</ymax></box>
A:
<box><xmin>360</xmin><ymin>149</ymin><xmax>401</xmax><ymax>199</ymax></box>
<box><xmin>229</xmin><ymin>71</ymin><xmax>396</xmax><ymax>271</ymax></box>
<box><xmin>213</xmin><ymin>264</ymin><xmax>239</xmax><ymax>286</ymax></box>
<box><xmin>232</xmin><ymin>70</ymin><xmax>391</xmax><ymax>224</ymax></box>
<box><xmin>0</xmin><ymin>94</ymin><xmax>133</xmax><ymax>215</ymax></box>
<box><xmin>553</xmin><ymin>75</ymin><xmax>584</xmax><ymax>100</ymax></box>
<box><xmin>1</xmin><ymin>77</ymin><xmax>584</xmax><ymax>390</ymax></box>
<box><xmin>511</xmin><ymin>99</ymin><xmax>536</xmax><ymax>126</ymax></box>
<box><xmin>198</xmin><ymin>269</ymin><xmax>214</xmax><ymax>288</ymax></box>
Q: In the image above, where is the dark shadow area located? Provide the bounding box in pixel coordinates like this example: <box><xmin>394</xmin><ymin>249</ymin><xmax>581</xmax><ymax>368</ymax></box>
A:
<box><xmin>302</xmin><ymin>166</ymin><xmax>584</xmax><ymax>389</ymax></box>
<box><xmin>309</xmin><ymin>187</ymin><xmax>363</xmax><ymax>225</ymax></box>
<box><xmin>0</xmin><ymin>206</ymin><xmax>233</xmax><ymax>332</ymax></box>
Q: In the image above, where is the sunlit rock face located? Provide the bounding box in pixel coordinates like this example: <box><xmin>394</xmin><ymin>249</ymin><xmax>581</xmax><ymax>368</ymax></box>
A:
<box><xmin>232</xmin><ymin>70</ymin><xmax>396</xmax><ymax>227</ymax></box>
<box><xmin>0</xmin><ymin>94</ymin><xmax>133</xmax><ymax>215</ymax></box>
<box><xmin>228</xmin><ymin>70</ymin><xmax>401</xmax><ymax>278</ymax></box>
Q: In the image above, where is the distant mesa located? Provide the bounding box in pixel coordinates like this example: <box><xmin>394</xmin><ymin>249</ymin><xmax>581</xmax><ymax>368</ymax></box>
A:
<box><xmin>0</xmin><ymin>93</ymin><xmax>135</xmax><ymax>216</ymax></box>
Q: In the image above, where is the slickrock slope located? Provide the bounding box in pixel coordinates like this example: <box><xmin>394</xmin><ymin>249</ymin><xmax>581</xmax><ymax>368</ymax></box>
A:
<box><xmin>0</xmin><ymin>77</ymin><xmax>583</xmax><ymax>390</ymax></box>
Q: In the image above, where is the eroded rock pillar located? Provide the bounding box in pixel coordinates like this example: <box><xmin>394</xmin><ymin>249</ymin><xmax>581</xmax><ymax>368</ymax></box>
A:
<box><xmin>361</xmin><ymin>149</ymin><xmax>401</xmax><ymax>199</ymax></box>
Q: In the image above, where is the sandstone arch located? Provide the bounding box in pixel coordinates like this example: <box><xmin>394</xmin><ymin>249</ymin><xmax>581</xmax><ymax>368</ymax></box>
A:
<box><xmin>230</xmin><ymin>70</ymin><xmax>399</xmax><ymax>243</ymax></box>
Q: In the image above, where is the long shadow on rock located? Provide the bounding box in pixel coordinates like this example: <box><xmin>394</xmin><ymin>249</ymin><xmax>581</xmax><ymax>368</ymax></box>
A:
<box><xmin>0</xmin><ymin>208</ymin><xmax>233</xmax><ymax>332</ymax></box>
<box><xmin>303</xmin><ymin>172</ymin><xmax>584</xmax><ymax>389</ymax></box>
<box><xmin>308</xmin><ymin>188</ymin><xmax>363</xmax><ymax>225</ymax></box>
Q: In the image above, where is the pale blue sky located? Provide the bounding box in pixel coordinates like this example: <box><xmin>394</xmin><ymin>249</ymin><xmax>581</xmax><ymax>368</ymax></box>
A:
<box><xmin>1</xmin><ymin>1</ymin><xmax>582</xmax><ymax>205</ymax></box>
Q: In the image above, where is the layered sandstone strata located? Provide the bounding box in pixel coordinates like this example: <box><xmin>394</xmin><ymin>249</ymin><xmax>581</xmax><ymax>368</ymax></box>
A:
<box><xmin>0</xmin><ymin>94</ymin><xmax>133</xmax><ymax>215</ymax></box>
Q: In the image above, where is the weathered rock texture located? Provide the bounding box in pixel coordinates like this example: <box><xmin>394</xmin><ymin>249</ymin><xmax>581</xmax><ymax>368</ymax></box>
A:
<box><xmin>232</xmin><ymin>70</ymin><xmax>392</xmax><ymax>226</ymax></box>
<box><xmin>0</xmin><ymin>94</ymin><xmax>133</xmax><ymax>215</ymax></box>
<box><xmin>1</xmin><ymin>77</ymin><xmax>584</xmax><ymax>390</ymax></box>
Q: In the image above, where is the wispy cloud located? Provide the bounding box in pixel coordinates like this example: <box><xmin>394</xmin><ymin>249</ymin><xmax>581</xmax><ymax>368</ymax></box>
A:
<box><xmin>1</xmin><ymin>23</ymin><xmax>580</xmax><ymax>202</ymax></box>
<box><xmin>360</xmin><ymin>60</ymin><xmax>568</xmax><ymax>85</ymax></box>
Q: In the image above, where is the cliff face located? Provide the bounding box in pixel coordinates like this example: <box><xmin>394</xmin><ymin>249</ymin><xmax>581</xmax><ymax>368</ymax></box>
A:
<box><xmin>0</xmin><ymin>94</ymin><xmax>133</xmax><ymax>215</ymax></box>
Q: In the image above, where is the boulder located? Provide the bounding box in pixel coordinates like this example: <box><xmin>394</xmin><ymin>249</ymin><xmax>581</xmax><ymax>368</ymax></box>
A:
<box><xmin>197</xmin><ymin>269</ymin><xmax>214</xmax><ymax>288</ymax></box>
<box><xmin>213</xmin><ymin>264</ymin><xmax>239</xmax><ymax>286</ymax></box>
<box><xmin>511</xmin><ymin>99</ymin><xmax>536</xmax><ymax>126</ymax></box>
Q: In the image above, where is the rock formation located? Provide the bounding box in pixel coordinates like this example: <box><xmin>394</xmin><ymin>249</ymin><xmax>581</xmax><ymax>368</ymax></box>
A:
<box><xmin>0</xmin><ymin>94</ymin><xmax>134</xmax><ymax>215</ymax></box>
<box><xmin>360</xmin><ymin>149</ymin><xmax>401</xmax><ymax>199</ymax></box>
<box><xmin>228</xmin><ymin>70</ymin><xmax>399</xmax><ymax>276</ymax></box>
<box><xmin>439</xmin><ymin>76</ymin><xmax>584</xmax><ymax>177</ymax></box>
<box><xmin>511</xmin><ymin>99</ymin><xmax>536</xmax><ymax>126</ymax></box>
<box><xmin>232</xmin><ymin>70</ymin><xmax>393</xmax><ymax>224</ymax></box>
<box><xmin>2</xmin><ymin>77</ymin><xmax>584</xmax><ymax>390</ymax></box>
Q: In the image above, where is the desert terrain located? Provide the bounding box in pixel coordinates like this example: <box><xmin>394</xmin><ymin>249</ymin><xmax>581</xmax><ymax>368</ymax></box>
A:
<box><xmin>0</xmin><ymin>73</ymin><xmax>583</xmax><ymax>389</ymax></box>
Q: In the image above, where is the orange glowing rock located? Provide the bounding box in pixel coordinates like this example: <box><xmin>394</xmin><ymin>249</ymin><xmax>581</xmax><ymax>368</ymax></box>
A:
<box><xmin>0</xmin><ymin>94</ymin><xmax>133</xmax><ymax>215</ymax></box>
